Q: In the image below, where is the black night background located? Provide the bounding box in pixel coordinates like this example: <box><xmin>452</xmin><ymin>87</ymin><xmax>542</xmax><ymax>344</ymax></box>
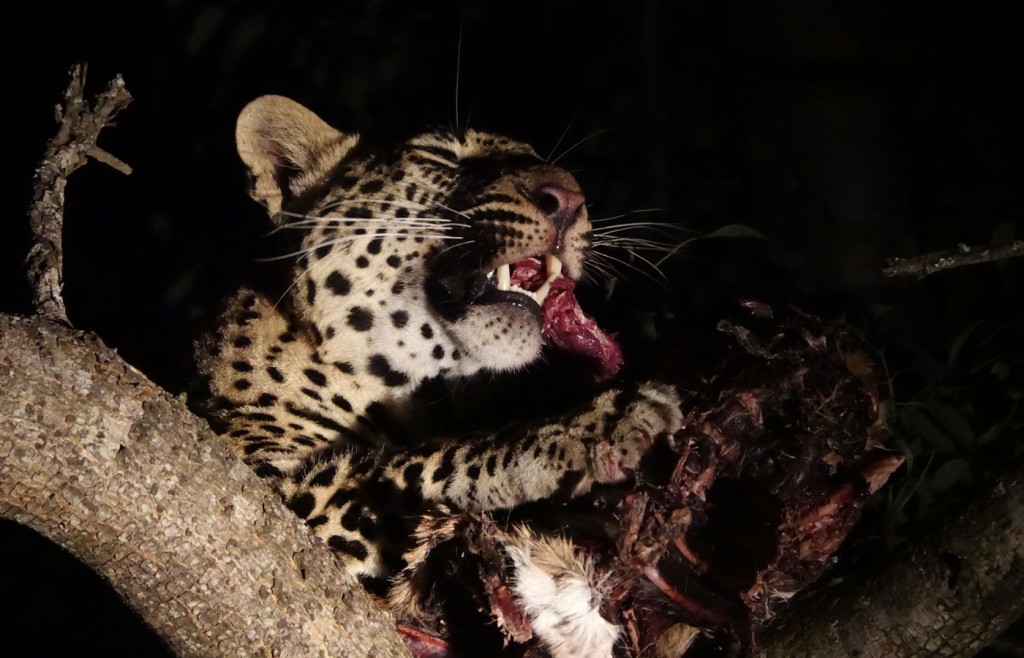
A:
<box><xmin>1</xmin><ymin>1</ymin><xmax>1020</xmax><ymax>656</ymax></box>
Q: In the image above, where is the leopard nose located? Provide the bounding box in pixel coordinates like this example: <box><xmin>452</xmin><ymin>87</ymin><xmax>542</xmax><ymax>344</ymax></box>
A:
<box><xmin>536</xmin><ymin>184</ymin><xmax>586</xmax><ymax>234</ymax></box>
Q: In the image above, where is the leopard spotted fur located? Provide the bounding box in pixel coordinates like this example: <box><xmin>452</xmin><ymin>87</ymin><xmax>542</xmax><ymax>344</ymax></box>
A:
<box><xmin>195</xmin><ymin>96</ymin><xmax>682</xmax><ymax>658</ymax></box>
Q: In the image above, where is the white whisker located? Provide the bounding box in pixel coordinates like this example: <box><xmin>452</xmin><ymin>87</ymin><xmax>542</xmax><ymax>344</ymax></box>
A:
<box><xmin>591</xmin><ymin>236</ymin><xmax>693</xmax><ymax>254</ymax></box>
<box><xmin>431</xmin><ymin>240</ymin><xmax>476</xmax><ymax>260</ymax></box>
<box><xmin>591</xmin><ymin>221</ymin><xmax>691</xmax><ymax>235</ymax></box>
<box><xmin>589</xmin><ymin>208</ymin><xmax>663</xmax><ymax>225</ymax></box>
<box><xmin>256</xmin><ymin>233</ymin><xmax>459</xmax><ymax>262</ymax></box>
<box><xmin>590</xmin><ymin>249</ymin><xmax>670</xmax><ymax>288</ymax></box>
<box><xmin>545</xmin><ymin>115</ymin><xmax>577</xmax><ymax>163</ymax></box>
<box><xmin>454</xmin><ymin>22</ymin><xmax>463</xmax><ymax>133</ymax></box>
<box><xmin>310</xmin><ymin>195</ymin><xmax>473</xmax><ymax>222</ymax></box>
<box><xmin>272</xmin><ymin>258</ymin><xmax>316</xmax><ymax>310</ymax></box>
<box><xmin>550</xmin><ymin>129</ymin><xmax>608</xmax><ymax>165</ymax></box>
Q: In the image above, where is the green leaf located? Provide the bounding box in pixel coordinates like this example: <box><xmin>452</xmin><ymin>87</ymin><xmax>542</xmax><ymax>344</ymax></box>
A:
<box><xmin>928</xmin><ymin>458</ymin><xmax>973</xmax><ymax>493</ymax></box>
<box><xmin>948</xmin><ymin>321</ymin><xmax>984</xmax><ymax>366</ymax></box>
<box><xmin>991</xmin><ymin>362</ymin><xmax>1011</xmax><ymax>381</ymax></box>
<box><xmin>925</xmin><ymin>401</ymin><xmax>975</xmax><ymax>449</ymax></box>
<box><xmin>703</xmin><ymin>224</ymin><xmax>766</xmax><ymax>240</ymax></box>
<box><xmin>991</xmin><ymin>221</ymin><xmax>1015</xmax><ymax>247</ymax></box>
<box><xmin>186</xmin><ymin>6</ymin><xmax>228</xmax><ymax>56</ymax></box>
<box><xmin>900</xmin><ymin>407</ymin><xmax>955</xmax><ymax>453</ymax></box>
<box><xmin>977</xmin><ymin>415</ymin><xmax>1013</xmax><ymax>446</ymax></box>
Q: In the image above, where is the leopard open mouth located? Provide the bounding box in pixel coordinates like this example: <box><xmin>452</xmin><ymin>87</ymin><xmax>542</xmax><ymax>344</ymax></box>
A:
<box><xmin>479</xmin><ymin>255</ymin><xmax>624</xmax><ymax>380</ymax></box>
<box><xmin>427</xmin><ymin>253</ymin><xmax>623</xmax><ymax>379</ymax></box>
<box><xmin>484</xmin><ymin>255</ymin><xmax>563</xmax><ymax>307</ymax></box>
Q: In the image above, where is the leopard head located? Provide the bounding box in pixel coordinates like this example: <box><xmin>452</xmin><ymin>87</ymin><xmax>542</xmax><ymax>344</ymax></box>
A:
<box><xmin>236</xmin><ymin>96</ymin><xmax>617</xmax><ymax>392</ymax></box>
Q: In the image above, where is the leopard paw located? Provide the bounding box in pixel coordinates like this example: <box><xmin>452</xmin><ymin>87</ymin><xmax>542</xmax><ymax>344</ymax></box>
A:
<box><xmin>632</xmin><ymin>381</ymin><xmax>684</xmax><ymax>437</ymax></box>
<box><xmin>589</xmin><ymin>381</ymin><xmax>682</xmax><ymax>484</ymax></box>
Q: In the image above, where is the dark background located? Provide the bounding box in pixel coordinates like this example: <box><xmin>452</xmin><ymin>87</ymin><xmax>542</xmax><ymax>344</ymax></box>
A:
<box><xmin>1</xmin><ymin>1</ymin><xmax>1020</xmax><ymax>655</ymax></box>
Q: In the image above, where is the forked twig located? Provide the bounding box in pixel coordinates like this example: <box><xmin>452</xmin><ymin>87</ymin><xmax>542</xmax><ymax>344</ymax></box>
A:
<box><xmin>883</xmin><ymin>241</ymin><xmax>1024</xmax><ymax>278</ymax></box>
<box><xmin>25</xmin><ymin>63</ymin><xmax>132</xmax><ymax>324</ymax></box>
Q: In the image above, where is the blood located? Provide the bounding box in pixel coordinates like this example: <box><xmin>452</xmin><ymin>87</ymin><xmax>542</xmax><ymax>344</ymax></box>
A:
<box><xmin>511</xmin><ymin>258</ymin><xmax>623</xmax><ymax>380</ymax></box>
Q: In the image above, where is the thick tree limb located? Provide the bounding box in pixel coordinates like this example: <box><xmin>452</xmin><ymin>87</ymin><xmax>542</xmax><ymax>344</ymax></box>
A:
<box><xmin>757</xmin><ymin>472</ymin><xmax>1024</xmax><ymax>657</ymax></box>
<box><xmin>884</xmin><ymin>241</ymin><xmax>1024</xmax><ymax>278</ymax></box>
<box><xmin>25</xmin><ymin>64</ymin><xmax>132</xmax><ymax>325</ymax></box>
<box><xmin>0</xmin><ymin>314</ymin><xmax>409</xmax><ymax>658</ymax></box>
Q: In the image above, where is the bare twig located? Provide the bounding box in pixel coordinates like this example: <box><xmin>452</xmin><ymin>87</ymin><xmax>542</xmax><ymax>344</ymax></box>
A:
<box><xmin>883</xmin><ymin>241</ymin><xmax>1024</xmax><ymax>278</ymax></box>
<box><xmin>25</xmin><ymin>63</ymin><xmax>133</xmax><ymax>325</ymax></box>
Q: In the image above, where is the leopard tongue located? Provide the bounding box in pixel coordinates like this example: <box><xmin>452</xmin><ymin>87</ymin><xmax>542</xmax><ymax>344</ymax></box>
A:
<box><xmin>510</xmin><ymin>259</ymin><xmax>624</xmax><ymax>380</ymax></box>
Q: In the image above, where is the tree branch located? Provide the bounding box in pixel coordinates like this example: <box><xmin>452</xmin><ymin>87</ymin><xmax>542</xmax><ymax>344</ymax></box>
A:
<box><xmin>883</xmin><ymin>241</ymin><xmax>1024</xmax><ymax>278</ymax></box>
<box><xmin>757</xmin><ymin>472</ymin><xmax>1024</xmax><ymax>657</ymax></box>
<box><xmin>25</xmin><ymin>64</ymin><xmax>133</xmax><ymax>325</ymax></box>
<box><xmin>7</xmin><ymin>65</ymin><xmax>409</xmax><ymax>658</ymax></box>
<box><xmin>0</xmin><ymin>314</ymin><xmax>409</xmax><ymax>658</ymax></box>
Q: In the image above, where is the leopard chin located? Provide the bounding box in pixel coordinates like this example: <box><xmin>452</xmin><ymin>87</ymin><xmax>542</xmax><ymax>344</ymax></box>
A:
<box><xmin>446</xmin><ymin>302</ymin><xmax>545</xmax><ymax>372</ymax></box>
<box><xmin>425</xmin><ymin>254</ymin><xmax>564</xmax><ymax>370</ymax></box>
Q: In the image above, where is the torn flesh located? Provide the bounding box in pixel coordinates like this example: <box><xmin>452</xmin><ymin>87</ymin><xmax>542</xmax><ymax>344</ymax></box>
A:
<box><xmin>501</xmin><ymin>256</ymin><xmax>624</xmax><ymax>380</ymax></box>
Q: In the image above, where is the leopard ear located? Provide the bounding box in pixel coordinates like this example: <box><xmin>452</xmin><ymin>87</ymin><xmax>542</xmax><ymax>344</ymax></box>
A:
<box><xmin>235</xmin><ymin>95</ymin><xmax>358</xmax><ymax>219</ymax></box>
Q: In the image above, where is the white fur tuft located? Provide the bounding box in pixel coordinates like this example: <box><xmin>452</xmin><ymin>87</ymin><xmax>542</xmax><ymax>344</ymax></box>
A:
<box><xmin>504</xmin><ymin>529</ymin><xmax>619</xmax><ymax>658</ymax></box>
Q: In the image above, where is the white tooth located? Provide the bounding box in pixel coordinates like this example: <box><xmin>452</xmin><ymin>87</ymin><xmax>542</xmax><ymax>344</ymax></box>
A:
<box><xmin>532</xmin><ymin>255</ymin><xmax>562</xmax><ymax>305</ymax></box>
<box><xmin>545</xmin><ymin>254</ymin><xmax>562</xmax><ymax>279</ymax></box>
<box><xmin>534</xmin><ymin>281</ymin><xmax>552</xmax><ymax>305</ymax></box>
<box><xmin>497</xmin><ymin>263</ymin><xmax>511</xmax><ymax>291</ymax></box>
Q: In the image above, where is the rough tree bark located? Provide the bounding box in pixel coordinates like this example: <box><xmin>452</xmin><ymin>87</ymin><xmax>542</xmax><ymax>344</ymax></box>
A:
<box><xmin>884</xmin><ymin>241</ymin><xmax>1024</xmax><ymax>278</ymax></box>
<box><xmin>0</xmin><ymin>314</ymin><xmax>409</xmax><ymax>658</ymax></box>
<box><xmin>758</xmin><ymin>474</ymin><xmax>1024</xmax><ymax>657</ymax></box>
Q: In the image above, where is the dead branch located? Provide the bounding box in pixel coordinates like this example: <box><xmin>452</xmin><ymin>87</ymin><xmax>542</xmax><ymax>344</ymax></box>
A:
<box><xmin>0</xmin><ymin>314</ymin><xmax>409</xmax><ymax>658</ymax></box>
<box><xmin>884</xmin><ymin>241</ymin><xmax>1024</xmax><ymax>278</ymax></box>
<box><xmin>25</xmin><ymin>64</ymin><xmax>133</xmax><ymax>325</ymax></box>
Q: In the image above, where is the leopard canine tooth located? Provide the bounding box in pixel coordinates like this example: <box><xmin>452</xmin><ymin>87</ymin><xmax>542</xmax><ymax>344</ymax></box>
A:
<box><xmin>533</xmin><ymin>255</ymin><xmax>563</xmax><ymax>306</ymax></box>
<box><xmin>497</xmin><ymin>263</ymin><xmax>511</xmax><ymax>291</ymax></box>
<box><xmin>545</xmin><ymin>254</ymin><xmax>562</xmax><ymax>279</ymax></box>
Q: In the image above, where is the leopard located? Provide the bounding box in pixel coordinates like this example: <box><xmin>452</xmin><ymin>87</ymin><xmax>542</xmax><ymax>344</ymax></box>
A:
<box><xmin>194</xmin><ymin>95</ymin><xmax>683</xmax><ymax>658</ymax></box>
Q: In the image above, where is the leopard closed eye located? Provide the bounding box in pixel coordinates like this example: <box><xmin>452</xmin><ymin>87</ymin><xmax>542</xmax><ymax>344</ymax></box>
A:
<box><xmin>193</xmin><ymin>95</ymin><xmax>682</xmax><ymax>658</ymax></box>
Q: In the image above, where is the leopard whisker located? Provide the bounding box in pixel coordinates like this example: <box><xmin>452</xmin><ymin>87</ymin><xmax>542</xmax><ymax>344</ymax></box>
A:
<box><xmin>580</xmin><ymin>256</ymin><xmax>616</xmax><ymax>285</ymax></box>
<box><xmin>317</xmin><ymin>196</ymin><xmax>437</xmax><ymax>212</ymax></box>
<box><xmin>277</xmin><ymin>218</ymin><xmax>463</xmax><ymax>231</ymax></box>
<box><xmin>545</xmin><ymin>115</ymin><xmax>577</xmax><ymax>163</ymax></box>
<box><xmin>271</xmin><ymin>257</ymin><xmax>318</xmax><ymax>311</ymax></box>
<box><xmin>311</xmin><ymin>196</ymin><xmax>474</xmax><ymax>222</ymax></box>
<box><xmin>280</xmin><ymin>206</ymin><xmax>466</xmax><ymax>224</ymax></box>
<box><xmin>550</xmin><ymin>129</ymin><xmax>608</xmax><ymax>166</ymax></box>
<box><xmin>270</xmin><ymin>211</ymin><xmax>470</xmax><ymax>235</ymax></box>
<box><xmin>317</xmin><ymin>218</ymin><xmax>468</xmax><ymax>230</ymax></box>
<box><xmin>257</xmin><ymin>233</ymin><xmax>460</xmax><ymax>262</ymax></box>
<box><xmin>589</xmin><ymin>208</ymin><xmax>662</xmax><ymax>225</ymax></box>
<box><xmin>430</xmin><ymin>239</ymin><xmax>476</xmax><ymax>261</ymax></box>
<box><xmin>589</xmin><ymin>249</ymin><xmax>671</xmax><ymax>288</ymax></box>
<box><xmin>591</xmin><ymin>236</ymin><xmax>692</xmax><ymax>254</ymax></box>
<box><xmin>454</xmin><ymin>22</ymin><xmax>464</xmax><ymax>134</ymax></box>
<box><xmin>591</xmin><ymin>221</ymin><xmax>693</xmax><ymax>236</ymax></box>
<box><xmin>266</xmin><ymin>221</ymin><xmax>464</xmax><ymax>239</ymax></box>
